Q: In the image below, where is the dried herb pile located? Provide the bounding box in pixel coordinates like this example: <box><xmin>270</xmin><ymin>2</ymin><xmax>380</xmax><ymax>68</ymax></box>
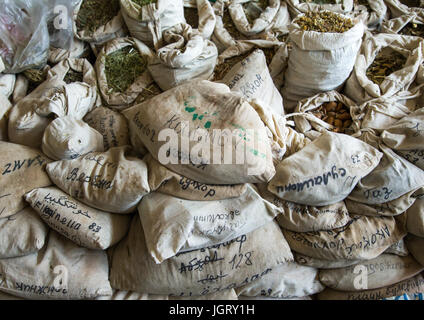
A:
<box><xmin>400</xmin><ymin>23</ymin><xmax>424</xmax><ymax>38</ymax></box>
<box><xmin>311</xmin><ymin>101</ymin><xmax>353</xmax><ymax>133</ymax></box>
<box><xmin>105</xmin><ymin>46</ymin><xmax>147</xmax><ymax>93</ymax></box>
<box><xmin>366</xmin><ymin>50</ymin><xmax>407</xmax><ymax>85</ymax></box>
<box><xmin>76</xmin><ymin>0</ymin><xmax>120</xmax><ymax>33</ymax></box>
<box><xmin>295</xmin><ymin>11</ymin><xmax>354</xmax><ymax>33</ymax></box>
<box><xmin>64</xmin><ymin>70</ymin><xmax>84</xmax><ymax>84</ymax></box>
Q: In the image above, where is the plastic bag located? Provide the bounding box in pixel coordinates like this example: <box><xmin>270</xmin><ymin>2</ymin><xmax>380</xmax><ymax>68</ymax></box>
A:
<box><xmin>0</xmin><ymin>0</ymin><xmax>50</xmax><ymax>73</ymax></box>
<box><xmin>44</xmin><ymin>0</ymin><xmax>81</xmax><ymax>50</ymax></box>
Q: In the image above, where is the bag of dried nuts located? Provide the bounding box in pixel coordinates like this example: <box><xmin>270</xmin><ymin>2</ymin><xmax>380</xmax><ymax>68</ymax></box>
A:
<box><xmin>293</xmin><ymin>91</ymin><xmax>358</xmax><ymax>135</ymax></box>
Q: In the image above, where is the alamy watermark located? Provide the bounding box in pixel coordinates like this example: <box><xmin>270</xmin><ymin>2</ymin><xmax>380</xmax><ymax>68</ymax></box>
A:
<box><xmin>156</xmin><ymin>121</ymin><xmax>271</xmax><ymax>176</ymax></box>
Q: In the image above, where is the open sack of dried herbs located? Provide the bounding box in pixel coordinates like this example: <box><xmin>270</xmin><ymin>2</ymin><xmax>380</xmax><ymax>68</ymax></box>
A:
<box><xmin>95</xmin><ymin>37</ymin><xmax>155</xmax><ymax>108</ymax></box>
<box><xmin>281</xmin><ymin>10</ymin><xmax>365</xmax><ymax>111</ymax></box>
<box><xmin>344</xmin><ymin>32</ymin><xmax>424</xmax><ymax>105</ymax></box>
<box><xmin>292</xmin><ymin>91</ymin><xmax>358</xmax><ymax>135</ymax></box>
<box><xmin>211</xmin><ymin>0</ymin><xmax>291</xmax><ymax>53</ymax></box>
<box><xmin>73</xmin><ymin>0</ymin><xmax>127</xmax><ymax>46</ymax></box>
<box><xmin>147</xmin><ymin>23</ymin><xmax>218</xmax><ymax>91</ymax></box>
<box><xmin>8</xmin><ymin>58</ymin><xmax>98</xmax><ymax>148</ymax></box>
<box><xmin>120</xmin><ymin>0</ymin><xmax>186</xmax><ymax>50</ymax></box>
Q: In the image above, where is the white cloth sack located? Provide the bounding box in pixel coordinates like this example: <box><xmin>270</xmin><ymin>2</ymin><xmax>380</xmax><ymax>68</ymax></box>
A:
<box><xmin>95</xmin><ymin>37</ymin><xmax>155</xmax><ymax>107</ymax></box>
<box><xmin>0</xmin><ymin>74</ymin><xmax>15</xmax><ymax>98</ymax></box>
<box><xmin>217</xmin><ymin>47</ymin><xmax>284</xmax><ymax>116</ymax></box>
<box><xmin>144</xmin><ymin>153</ymin><xmax>248</xmax><ymax>201</ymax></box>
<box><xmin>83</xmin><ymin>106</ymin><xmax>130</xmax><ymax>150</ymax></box>
<box><xmin>46</xmin><ymin>146</ymin><xmax>150</xmax><ymax>214</ymax></box>
<box><xmin>348</xmin><ymin>130</ymin><xmax>424</xmax><ymax>205</ymax></box>
<box><xmin>0</xmin><ymin>93</ymin><xmax>12</xmax><ymax>141</ymax></box>
<box><xmin>380</xmin><ymin>108</ymin><xmax>424</xmax><ymax>171</ymax></box>
<box><xmin>0</xmin><ymin>231</ymin><xmax>112</xmax><ymax>300</ymax></box>
<box><xmin>294</xmin><ymin>252</ymin><xmax>361</xmax><ymax>269</ymax></box>
<box><xmin>268</xmin><ymin>131</ymin><xmax>383</xmax><ymax>206</ymax></box>
<box><xmin>25</xmin><ymin>187</ymin><xmax>131</xmax><ymax>250</ymax></box>
<box><xmin>42</xmin><ymin>116</ymin><xmax>104</xmax><ymax>160</ymax></box>
<box><xmin>120</xmin><ymin>0</ymin><xmax>186</xmax><ymax>50</ymax></box>
<box><xmin>282</xmin><ymin>214</ymin><xmax>407</xmax><ymax>261</ymax></box>
<box><xmin>319</xmin><ymin>254</ymin><xmax>424</xmax><ymax>291</ymax></box>
<box><xmin>317</xmin><ymin>272</ymin><xmax>424</xmax><ymax>300</ymax></box>
<box><xmin>148</xmin><ymin>23</ymin><xmax>218</xmax><ymax>91</ymax></box>
<box><xmin>345</xmin><ymin>190</ymin><xmax>417</xmax><ymax>217</ymax></box>
<box><xmin>0</xmin><ymin>142</ymin><xmax>52</xmax><ymax>219</ymax></box>
<box><xmin>138</xmin><ymin>184</ymin><xmax>282</xmax><ymax>263</ymax></box>
<box><xmin>257</xmin><ymin>183</ymin><xmax>351</xmax><ymax>233</ymax></box>
<box><xmin>123</xmin><ymin>80</ymin><xmax>275</xmax><ymax>185</ymax></box>
<box><xmin>234</xmin><ymin>261</ymin><xmax>324</xmax><ymax>299</ymax></box>
<box><xmin>406</xmin><ymin>188</ymin><xmax>424</xmax><ymax>237</ymax></box>
<box><xmin>282</xmin><ymin>12</ymin><xmax>365</xmax><ymax>111</ymax></box>
<box><xmin>0</xmin><ymin>207</ymin><xmax>48</xmax><ymax>259</ymax></box>
<box><xmin>110</xmin><ymin>216</ymin><xmax>293</xmax><ymax>296</ymax></box>
<box><xmin>8</xmin><ymin>75</ymin><xmax>97</xmax><ymax>148</ymax></box>
<box><xmin>405</xmin><ymin>234</ymin><xmax>424</xmax><ymax>266</ymax></box>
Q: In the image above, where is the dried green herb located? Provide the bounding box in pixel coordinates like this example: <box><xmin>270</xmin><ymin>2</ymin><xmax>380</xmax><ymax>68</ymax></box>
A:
<box><xmin>135</xmin><ymin>82</ymin><xmax>162</xmax><ymax>104</ymax></box>
<box><xmin>105</xmin><ymin>46</ymin><xmax>147</xmax><ymax>93</ymax></box>
<box><xmin>400</xmin><ymin>22</ymin><xmax>424</xmax><ymax>38</ymax></box>
<box><xmin>242</xmin><ymin>0</ymin><xmax>269</xmax><ymax>25</ymax></box>
<box><xmin>295</xmin><ymin>11</ymin><xmax>354</xmax><ymax>33</ymax></box>
<box><xmin>64</xmin><ymin>70</ymin><xmax>84</xmax><ymax>84</ymax></box>
<box><xmin>76</xmin><ymin>0</ymin><xmax>120</xmax><ymax>33</ymax></box>
<box><xmin>131</xmin><ymin>0</ymin><xmax>157</xmax><ymax>6</ymax></box>
<box><xmin>184</xmin><ymin>7</ymin><xmax>199</xmax><ymax>29</ymax></box>
<box><xmin>366</xmin><ymin>50</ymin><xmax>407</xmax><ymax>85</ymax></box>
